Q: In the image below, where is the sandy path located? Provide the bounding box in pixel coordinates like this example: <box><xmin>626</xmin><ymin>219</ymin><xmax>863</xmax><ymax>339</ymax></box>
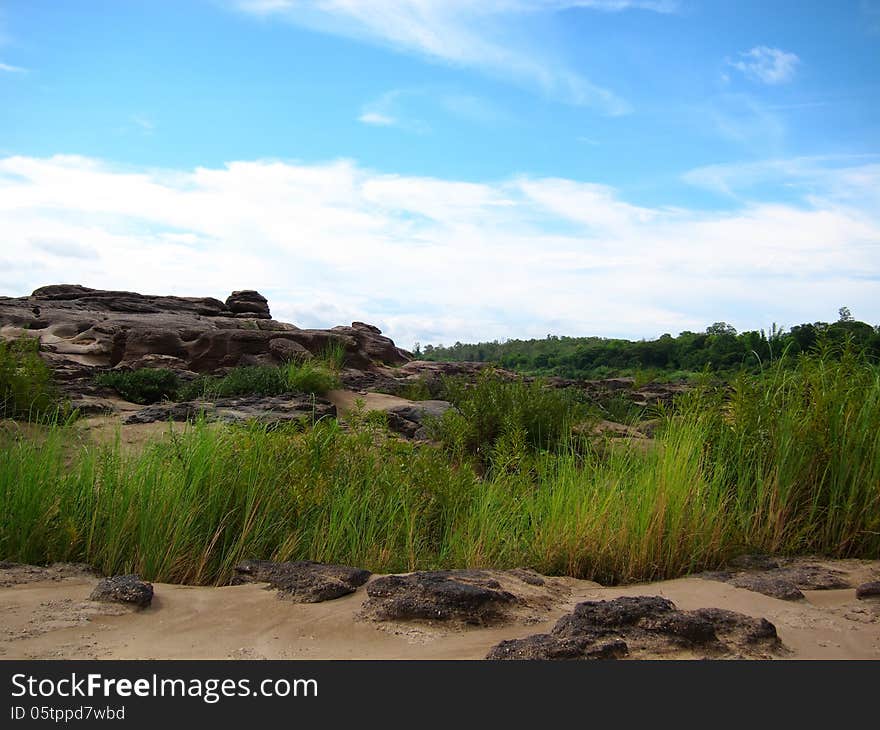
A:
<box><xmin>2</xmin><ymin>568</ymin><xmax>878</xmax><ymax>660</ymax></box>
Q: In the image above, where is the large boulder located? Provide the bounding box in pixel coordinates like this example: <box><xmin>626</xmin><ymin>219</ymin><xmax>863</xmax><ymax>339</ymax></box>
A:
<box><xmin>89</xmin><ymin>575</ymin><xmax>154</xmax><ymax>608</ymax></box>
<box><xmin>487</xmin><ymin>596</ymin><xmax>782</xmax><ymax>660</ymax></box>
<box><xmin>226</xmin><ymin>290</ymin><xmax>271</xmax><ymax>319</ymax></box>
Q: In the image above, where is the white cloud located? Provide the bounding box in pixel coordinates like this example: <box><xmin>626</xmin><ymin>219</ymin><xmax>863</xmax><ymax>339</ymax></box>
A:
<box><xmin>358</xmin><ymin>111</ymin><xmax>396</xmax><ymax>126</ymax></box>
<box><xmin>1</xmin><ymin>153</ymin><xmax>878</xmax><ymax>348</ymax></box>
<box><xmin>0</xmin><ymin>61</ymin><xmax>26</xmax><ymax>73</ymax></box>
<box><xmin>231</xmin><ymin>0</ymin><xmax>673</xmax><ymax>113</ymax></box>
<box><xmin>729</xmin><ymin>46</ymin><xmax>800</xmax><ymax>85</ymax></box>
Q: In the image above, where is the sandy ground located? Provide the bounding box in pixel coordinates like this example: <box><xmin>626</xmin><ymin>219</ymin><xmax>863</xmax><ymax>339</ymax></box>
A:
<box><xmin>1</xmin><ymin>563</ymin><xmax>878</xmax><ymax>660</ymax></box>
<box><xmin>326</xmin><ymin>388</ymin><xmax>411</xmax><ymax>416</ymax></box>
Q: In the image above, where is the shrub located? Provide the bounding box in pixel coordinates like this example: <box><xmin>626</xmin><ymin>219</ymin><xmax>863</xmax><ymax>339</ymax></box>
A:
<box><xmin>283</xmin><ymin>360</ymin><xmax>339</xmax><ymax>395</ymax></box>
<box><xmin>0</xmin><ymin>337</ymin><xmax>60</xmax><ymax>420</ymax></box>
<box><xmin>433</xmin><ymin>369</ymin><xmax>589</xmax><ymax>464</ymax></box>
<box><xmin>180</xmin><ymin>366</ymin><xmax>286</xmax><ymax>400</ymax></box>
<box><xmin>95</xmin><ymin>368</ymin><xmax>181</xmax><ymax>404</ymax></box>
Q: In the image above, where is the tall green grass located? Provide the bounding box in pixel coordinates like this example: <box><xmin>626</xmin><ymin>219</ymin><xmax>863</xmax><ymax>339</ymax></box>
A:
<box><xmin>96</xmin><ymin>360</ymin><xmax>340</xmax><ymax>404</ymax></box>
<box><xmin>2</xmin><ymin>351</ymin><xmax>878</xmax><ymax>585</ymax></box>
<box><xmin>0</xmin><ymin>337</ymin><xmax>62</xmax><ymax>421</ymax></box>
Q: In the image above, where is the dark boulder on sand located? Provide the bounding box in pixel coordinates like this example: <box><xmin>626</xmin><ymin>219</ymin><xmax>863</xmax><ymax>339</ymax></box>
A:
<box><xmin>487</xmin><ymin>595</ymin><xmax>781</xmax><ymax>660</ymax></box>
<box><xmin>232</xmin><ymin>560</ymin><xmax>371</xmax><ymax>603</ymax></box>
<box><xmin>360</xmin><ymin>568</ymin><xmax>566</xmax><ymax>626</ymax></box>
<box><xmin>89</xmin><ymin>575</ymin><xmax>154</xmax><ymax>608</ymax></box>
<box><xmin>856</xmin><ymin>581</ymin><xmax>880</xmax><ymax>599</ymax></box>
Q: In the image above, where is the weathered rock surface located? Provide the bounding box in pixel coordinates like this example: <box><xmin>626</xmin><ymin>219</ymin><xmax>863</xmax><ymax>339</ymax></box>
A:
<box><xmin>89</xmin><ymin>575</ymin><xmax>153</xmax><ymax>608</ymax></box>
<box><xmin>226</xmin><ymin>290</ymin><xmax>271</xmax><ymax>319</ymax></box>
<box><xmin>122</xmin><ymin>394</ymin><xmax>336</xmax><ymax>426</ymax></box>
<box><xmin>700</xmin><ymin>556</ymin><xmax>853</xmax><ymax>601</ymax></box>
<box><xmin>385</xmin><ymin>400</ymin><xmax>453</xmax><ymax>438</ymax></box>
<box><xmin>0</xmin><ymin>286</ymin><xmax>411</xmax><ymax>382</ymax></box>
<box><xmin>856</xmin><ymin>581</ymin><xmax>880</xmax><ymax>599</ymax></box>
<box><xmin>232</xmin><ymin>560</ymin><xmax>371</xmax><ymax>603</ymax></box>
<box><xmin>360</xmin><ymin>568</ymin><xmax>566</xmax><ymax>626</ymax></box>
<box><xmin>487</xmin><ymin>596</ymin><xmax>782</xmax><ymax>660</ymax></box>
<box><xmin>0</xmin><ymin>562</ymin><xmax>98</xmax><ymax>588</ymax></box>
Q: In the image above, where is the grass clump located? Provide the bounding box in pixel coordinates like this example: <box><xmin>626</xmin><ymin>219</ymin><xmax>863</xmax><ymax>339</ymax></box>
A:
<box><xmin>433</xmin><ymin>369</ymin><xmax>589</xmax><ymax>464</ymax></box>
<box><xmin>283</xmin><ymin>359</ymin><xmax>339</xmax><ymax>395</ymax></box>
<box><xmin>98</xmin><ymin>359</ymin><xmax>341</xmax><ymax>404</ymax></box>
<box><xmin>0</xmin><ymin>337</ymin><xmax>61</xmax><ymax>420</ymax></box>
<box><xmin>95</xmin><ymin>368</ymin><xmax>181</xmax><ymax>405</ymax></box>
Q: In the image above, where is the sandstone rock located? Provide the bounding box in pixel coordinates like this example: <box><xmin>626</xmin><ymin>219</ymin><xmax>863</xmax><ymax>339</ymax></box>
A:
<box><xmin>232</xmin><ymin>560</ymin><xmax>370</xmax><ymax>603</ymax></box>
<box><xmin>487</xmin><ymin>596</ymin><xmax>781</xmax><ymax>660</ymax></box>
<box><xmin>122</xmin><ymin>394</ymin><xmax>336</xmax><ymax>426</ymax></box>
<box><xmin>89</xmin><ymin>575</ymin><xmax>153</xmax><ymax>608</ymax></box>
<box><xmin>226</xmin><ymin>290</ymin><xmax>270</xmax><ymax>319</ymax></box>
<box><xmin>0</xmin><ymin>286</ymin><xmax>412</xmax><ymax>383</ymax></box>
<box><xmin>856</xmin><ymin>581</ymin><xmax>880</xmax><ymax>599</ymax></box>
<box><xmin>385</xmin><ymin>400</ymin><xmax>453</xmax><ymax>438</ymax></box>
<box><xmin>269</xmin><ymin>338</ymin><xmax>311</xmax><ymax>363</ymax></box>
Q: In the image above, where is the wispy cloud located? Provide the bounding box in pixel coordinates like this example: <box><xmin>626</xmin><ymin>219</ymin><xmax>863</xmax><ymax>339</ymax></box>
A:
<box><xmin>704</xmin><ymin>93</ymin><xmax>786</xmax><ymax>149</ymax></box>
<box><xmin>728</xmin><ymin>46</ymin><xmax>800</xmax><ymax>85</ymax></box>
<box><xmin>358</xmin><ymin>87</ymin><xmax>508</xmax><ymax>131</ymax></box>
<box><xmin>232</xmin><ymin>1</ymin><xmax>675</xmax><ymax>114</ymax></box>
<box><xmin>131</xmin><ymin>115</ymin><xmax>156</xmax><ymax>134</ymax></box>
<box><xmin>1</xmin><ymin>153</ymin><xmax>877</xmax><ymax>346</ymax></box>
<box><xmin>0</xmin><ymin>61</ymin><xmax>26</xmax><ymax>73</ymax></box>
<box><xmin>683</xmin><ymin>154</ymin><xmax>880</xmax><ymax>207</ymax></box>
<box><xmin>358</xmin><ymin>89</ymin><xmax>429</xmax><ymax>132</ymax></box>
<box><xmin>358</xmin><ymin>111</ymin><xmax>397</xmax><ymax>127</ymax></box>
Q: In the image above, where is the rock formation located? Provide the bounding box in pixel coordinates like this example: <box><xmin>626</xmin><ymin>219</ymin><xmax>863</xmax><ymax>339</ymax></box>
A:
<box><xmin>487</xmin><ymin>595</ymin><xmax>782</xmax><ymax>660</ymax></box>
<box><xmin>0</xmin><ymin>284</ymin><xmax>411</xmax><ymax>374</ymax></box>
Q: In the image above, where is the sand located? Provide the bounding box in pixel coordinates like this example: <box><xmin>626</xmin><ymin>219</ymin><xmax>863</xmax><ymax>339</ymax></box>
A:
<box><xmin>1</xmin><ymin>563</ymin><xmax>878</xmax><ymax>660</ymax></box>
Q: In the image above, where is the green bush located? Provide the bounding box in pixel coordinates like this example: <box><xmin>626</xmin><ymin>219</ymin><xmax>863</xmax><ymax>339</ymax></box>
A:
<box><xmin>178</xmin><ymin>361</ymin><xmax>339</xmax><ymax>401</ymax></box>
<box><xmin>95</xmin><ymin>368</ymin><xmax>182</xmax><ymax>404</ymax></box>
<box><xmin>433</xmin><ymin>369</ymin><xmax>589</xmax><ymax>464</ymax></box>
<box><xmin>283</xmin><ymin>359</ymin><xmax>339</xmax><ymax>395</ymax></box>
<box><xmin>0</xmin><ymin>337</ymin><xmax>60</xmax><ymax>420</ymax></box>
<box><xmin>180</xmin><ymin>366</ymin><xmax>287</xmax><ymax>400</ymax></box>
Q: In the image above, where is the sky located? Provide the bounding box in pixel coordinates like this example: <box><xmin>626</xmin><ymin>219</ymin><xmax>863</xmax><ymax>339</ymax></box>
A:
<box><xmin>0</xmin><ymin>0</ymin><xmax>878</xmax><ymax>348</ymax></box>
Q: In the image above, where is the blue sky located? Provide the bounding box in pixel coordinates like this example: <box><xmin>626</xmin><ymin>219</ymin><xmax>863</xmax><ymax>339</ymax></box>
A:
<box><xmin>1</xmin><ymin>0</ymin><xmax>878</xmax><ymax>347</ymax></box>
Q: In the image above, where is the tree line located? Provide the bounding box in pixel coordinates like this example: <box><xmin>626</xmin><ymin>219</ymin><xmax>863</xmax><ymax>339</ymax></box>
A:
<box><xmin>416</xmin><ymin>308</ymin><xmax>880</xmax><ymax>378</ymax></box>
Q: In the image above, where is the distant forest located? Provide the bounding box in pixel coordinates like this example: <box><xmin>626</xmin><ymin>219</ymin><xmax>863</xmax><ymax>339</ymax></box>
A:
<box><xmin>417</xmin><ymin>308</ymin><xmax>880</xmax><ymax>379</ymax></box>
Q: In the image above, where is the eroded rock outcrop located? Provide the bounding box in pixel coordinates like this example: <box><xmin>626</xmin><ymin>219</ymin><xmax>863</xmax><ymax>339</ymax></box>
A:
<box><xmin>487</xmin><ymin>595</ymin><xmax>782</xmax><ymax>660</ymax></box>
<box><xmin>0</xmin><ymin>285</ymin><xmax>411</xmax><ymax>380</ymax></box>
<box><xmin>699</xmin><ymin>556</ymin><xmax>853</xmax><ymax>601</ymax></box>
<box><xmin>360</xmin><ymin>568</ymin><xmax>567</xmax><ymax>626</ymax></box>
<box><xmin>232</xmin><ymin>560</ymin><xmax>371</xmax><ymax>602</ymax></box>
<box><xmin>121</xmin><ymin>394</ymin><xmax>336</xmax><ymax>426</ymax></box>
